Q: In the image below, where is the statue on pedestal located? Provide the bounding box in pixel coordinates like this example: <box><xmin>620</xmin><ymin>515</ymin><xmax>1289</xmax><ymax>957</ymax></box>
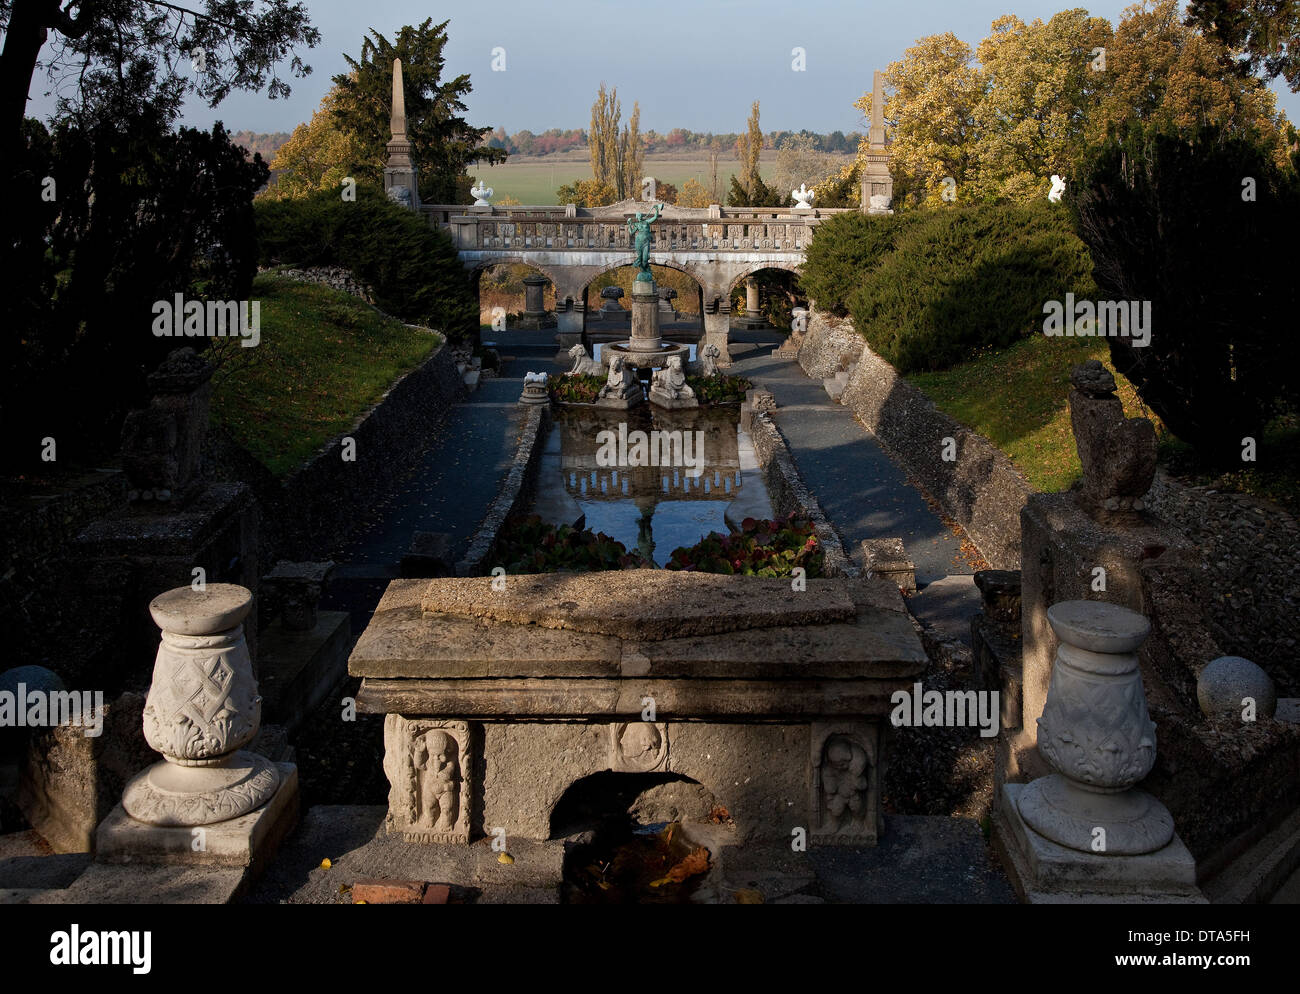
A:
<box><xmin>626</xmin><ymin>202</ymin><xmax>665</xmax><ymax>282</ymax></box>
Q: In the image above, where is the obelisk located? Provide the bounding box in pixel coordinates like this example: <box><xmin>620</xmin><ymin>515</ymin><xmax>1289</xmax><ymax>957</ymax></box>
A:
<box><xmin>862</xmin><ymin>70</ymin><xmax>893</xmax><ymax>214</ymax></box>
<box><xmin>384</xmin><ymin>58</ymin><xmax>420</xmax><ymax>208</ymax></box>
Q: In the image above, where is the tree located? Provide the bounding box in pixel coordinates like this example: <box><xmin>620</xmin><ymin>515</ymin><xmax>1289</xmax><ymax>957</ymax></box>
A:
<box><xmin>769</xmin><ymin>133</ymin><xmax>836</xmax><ymax>200</ymax></box>
<box><xmin>331</xmin><ymin>19</ymin><xmax>505</xmax><ymax>204</ymax></box>
<box><xmin>263</xmin><ymin>85</ymin><xmax>365</xmax><ymax>199</ymax></box>
<box><xmin>678</xmin><ymin>177</ymin><xmax>712</xmax><ymax>207</ymax></box>
<box><xmin>556</xmin><ymin>178</ymin><xmax>616</xmax><ymax>207</ymax></box>
<box><xmin>867</xmin><ymin>33</ymin><xmax>985</xmax><ymax>208</ymax></box>
<box><xmin>972</xmin><ymin>10</ymin><xmax>1113</xmax><ymax>202</ymax></box>
<box><xmin>1072</xmin><ymin>121</ymin><xmax>1300</xmax><ymax>463</ymax></box>
<box><xmin>1186</xmin><ymin>0</ymin><xmax>1300</xmax><ymax>90</ymax></box>
<box><xmin>590</xmin><ymin>82</ymin><xmax>622</xmax><ymax>194</ymax></box>
<box><xmin>735</xmin><ymin>101</ymin><xmax>763</xmax><ymax>196</ymax></box>
<box><xmin>0</xmin><ymin>0</ymin><xmax>318</xmax><ymax>163</ymax></box>
<box><xmin>1091</xmin><ymin>0</ymin><xmax>1288</xmax><ymax>166</ymax></box>
<box><xmin>621</xmin><ymin>101</ymin><xmax>644</xmax><ymax>199</ymax></box>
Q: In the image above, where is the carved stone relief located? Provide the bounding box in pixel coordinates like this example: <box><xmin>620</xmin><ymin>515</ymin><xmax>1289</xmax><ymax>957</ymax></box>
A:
<box><xmin>383</xmin><ymin>715</ymin><xmax>472</xmax><ymax>843</ymax></box>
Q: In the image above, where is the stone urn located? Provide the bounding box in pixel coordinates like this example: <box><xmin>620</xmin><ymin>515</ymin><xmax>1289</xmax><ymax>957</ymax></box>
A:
<box><xmin>122</xmin><ymin>584</ymin><xmax>281</xmax><ymax>826</ymax></box>
<box><xmin>1017</xmin><ymin>600</ymin><xmax>1174</xmax><ymax>855</ymax></box>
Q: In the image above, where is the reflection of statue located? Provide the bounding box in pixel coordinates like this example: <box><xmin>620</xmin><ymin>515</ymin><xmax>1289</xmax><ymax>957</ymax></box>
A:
<box><xmin>650</xmin><ymin>355</ymin><xmax>695</xmax><ymax>401</ymax></box>
<box><xmin>821</xmin><ymin>737</ymin><xmax>869</xmax><ymax>832</ymax></box>
<box><xmin>567</xmin><ymin>343</ymin><xmax>603</xmax><ymax>376</ymax></box>
<box><xmin>626</xmin><ymin>202</ymin><xmax>665</xmax><ymax>281</ymax></box>
<box><xmin>412</xmin><ymin>730</ymin><xmax>459</xmax><ymax>832</ymax></box>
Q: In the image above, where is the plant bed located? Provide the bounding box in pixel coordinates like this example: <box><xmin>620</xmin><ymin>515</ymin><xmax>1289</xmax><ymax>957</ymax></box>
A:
<box><xmin>549</xmin><ymin>374</ymin><xmax>605</xmax><ymax>405</ymax></box>
<box><xmin>494</xmin><ymin>514</ymin><xmax>650</xmax><ymax>573</ymax></box>
<box><xmin>665</xmin><ymin>513</ymin><xmax>825</xmax><ymax>578</ymax></box>
<box><xmin>687</xmin><ymin>374</ymin><xmax>752</xmax><ymax>406</ymax></box>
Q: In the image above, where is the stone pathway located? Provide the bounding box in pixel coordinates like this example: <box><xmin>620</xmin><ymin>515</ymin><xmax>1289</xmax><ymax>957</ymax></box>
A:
<box><xmin>728</xmin><ymin>333</ymin><xmax>983</xmax><ymax>641</ymax></box>
<box><xmin>323</xmin><ymin>338</ymin><xmax>556</xmax><ymax>630</ymax></box>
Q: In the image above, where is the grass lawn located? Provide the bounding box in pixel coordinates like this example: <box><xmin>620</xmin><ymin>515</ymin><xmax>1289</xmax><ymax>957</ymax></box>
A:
<box><xmin>210</xmin><ymin>274</ymin><xmax>441</xmax><ymax>477</ymax></box>
<box><xmin>473</xmin><ymin>152</ymin><xmax>853</xmax><ymax>205</ymax></box>
<box><xmin>906</xmin><ymin>335</ymin><xmax>1158</xmax><ymax>493</ymax></box>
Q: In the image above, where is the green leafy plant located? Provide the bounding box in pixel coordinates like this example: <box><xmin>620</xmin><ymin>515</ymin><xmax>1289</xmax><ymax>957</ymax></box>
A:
<box><xmin>494</xmin><ymin>514</ymin><xmax>649</xmax><ymax>573</ymax></box>
<box><xmin>687</xmin><ymin>374</ymin><xmax>752</xmax><ymax>405</ymax></box>
<box><xmin>665</xmin><ymin>513</ymin><xmax>824</xmax><ymax>577</ymax></box>
<box><xmin>548</xmin><ymin>373</ymin><xmax>604</xmax><ymax>404</ymax></box>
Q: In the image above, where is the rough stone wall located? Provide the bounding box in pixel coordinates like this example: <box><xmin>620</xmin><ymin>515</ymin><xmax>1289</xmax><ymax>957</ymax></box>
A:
<box><xmin>747</xmin><ymin>410</ymin><xmax>854</xmax><ymax>578</ymax></box>
<box><xmin>456</xmin><ymin>404</ymin><xmax>550</xmax><ymax>576</ymax></box>
<box><xmin>277</xmin><ymin>339</ymin><xmax>466</xmax><ymax>560</ymax></box>
<box><xmin>797</xmin><ymin>311</ymin><xmax>866</xmax><ymax>380</ymax></box>
<box><xmin>802</xmin><ymin>314</ymin><xmax>1032</xmax><ymax>570</ymax></box>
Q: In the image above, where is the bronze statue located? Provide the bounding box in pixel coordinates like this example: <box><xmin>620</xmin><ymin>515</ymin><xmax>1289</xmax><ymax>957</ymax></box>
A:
<box><xmin>626</xmin><ymin>202</ymin><xmax>665</xmax><ymax>282</ymax></box>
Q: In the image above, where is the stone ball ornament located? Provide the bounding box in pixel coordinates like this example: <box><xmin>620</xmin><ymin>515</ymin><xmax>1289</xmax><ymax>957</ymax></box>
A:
<box><xmin>1197</xmin><ymin>656</ymin><xmax>1277</xmax><ymax>720</ymax></box>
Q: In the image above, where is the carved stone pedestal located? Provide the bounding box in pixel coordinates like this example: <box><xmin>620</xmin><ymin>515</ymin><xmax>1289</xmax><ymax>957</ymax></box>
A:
<box><xmin>98</xmin><ymin>584</ymin><xmax>298</xmax><ymax>869</ymax></box>
<box><xmin>995</xmin><ymin>600</ymin><xmax>1201</xmax><ymax>901</ymax></box>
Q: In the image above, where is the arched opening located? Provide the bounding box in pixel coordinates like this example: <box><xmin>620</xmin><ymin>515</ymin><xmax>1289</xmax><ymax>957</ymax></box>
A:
<box><xmin>551</xmin><ymin>770</ymin><xmax>724</xmax><ymax>904</ymax></box>
<box><xmin>582</xmin><ymin>263</ymin><xmax>703</xmax><ymax>351</ymax></box>
<box><xmin>729</xmin><ymin>265</ymin><xmax>808</xmax><ymax>337</ymax></box>
<box><xmin>473</xmin><ymin>261</ymin><xmax>557</xmax><ymax>335</ymax></box>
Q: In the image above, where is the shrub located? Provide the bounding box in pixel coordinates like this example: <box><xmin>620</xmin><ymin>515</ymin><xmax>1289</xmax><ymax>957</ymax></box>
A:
<box><xmin>847</xmin><ymin>203</ymin><xmax>1097</xmax><ymax>373</ymax></box>
<box><xmin>494</xmin><ymin>515</ymin><xmax>648</xmax><ymax>573</ymax></box>
<box><xmin>799</xmin><ymin>211</ymin><xmax>910</xmax><ymax>315</ymax></box>
<box><xmin>254</xmin><ymin>186</ymin><xmax>477</xmax><ymax>340</ymax></box>
<box><xmin>665</xmin><ymin>514</ymin><xmax>824</xmax><ymax>577</ymax></box>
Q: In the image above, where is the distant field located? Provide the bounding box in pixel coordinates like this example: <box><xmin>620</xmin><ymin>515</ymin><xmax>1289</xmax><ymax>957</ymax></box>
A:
<box><xmin>471</xmin><ymin>152</ymin><xmax>853</xmax><ymax>206</ymax></box>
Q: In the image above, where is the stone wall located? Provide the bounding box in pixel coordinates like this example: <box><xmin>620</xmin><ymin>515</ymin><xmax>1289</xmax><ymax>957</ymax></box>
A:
<box><xmin>275</xmin><ymin>339</ymin><xmax>466</xmax><ymax>561</ymax></box>
<box><xmin>799</xmin><ymin>313</ymin><xmax>1032</xmax><ymax>570</ymax></box>
<box><xmin>456</xmin><ymin>404</ymin><xmax>551</xmax><ymax>576</ymax></box>
<box><xmin>747</xmin><ymin>410</ymin><xmax>854</xmax><ymax>578</ymax></box>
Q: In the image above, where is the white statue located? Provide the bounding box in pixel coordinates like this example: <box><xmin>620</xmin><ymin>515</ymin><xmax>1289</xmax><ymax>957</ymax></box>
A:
<box><xmin>868</xmin><ymin>193</ymin><xmax>892</xmax><ymax>213</ymax></box>
<box><xmin>651</xmin><ymin>355</ymin><xmax>695</xmax><ymax>401</ymax></box>
<box><xmin>689</xmin><ymin>343</ymin><xmax>722</xmax><ymax>377</ymax></box>
<box><xmin>471</xmin><ymin>180</ymin><xmax>493</xmax><ymax>206</ymax></box>
<box><xmin>792</xmin><ymin>183</ymin><xmax>815</xmax><ymax>210</ymax></box>
<box><xmin>1048</xmin><ymin>175</ymin><xmax>1066</xmax><ymax>203</ymax></box>
<box><xmin>524</xmin><ymin>371</ymin><xmax>548</xmax><ymax>384</ymax></box>
<box><xmin>566</xmin><ymin>343</ymin><xmax>603</xmax><ymax>376</ymax></box>
<box><xmin>598</xmin><ymin>355</ymin><xmax>639</xmax><ymax>401</ymax></box>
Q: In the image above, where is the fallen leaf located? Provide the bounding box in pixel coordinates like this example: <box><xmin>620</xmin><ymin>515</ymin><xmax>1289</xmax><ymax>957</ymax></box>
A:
<box><xmin>649</xmin><ymin>846</ymin><xmax>710</xmax><ymax>886</ymax></box>
<box><xmin>498</xmin><ymin>852</ymin><xmax>515</xmax><ymax>865</ymax></box>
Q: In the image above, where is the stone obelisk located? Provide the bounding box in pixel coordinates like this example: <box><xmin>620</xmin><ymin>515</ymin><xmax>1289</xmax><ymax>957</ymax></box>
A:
<box><xmin>384</xmin><ymin>58</ymin><xmax>420</xmax><ymax>209</ymax></box>
<box><xmin>862</xmin><ymin>70</ymin><xmax>893</xmax><ymax>215</ymax></box>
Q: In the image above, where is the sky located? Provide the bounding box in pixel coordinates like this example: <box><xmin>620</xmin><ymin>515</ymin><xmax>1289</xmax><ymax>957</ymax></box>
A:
<box><xmin>25</xmin><ymin>0</ymin><xmax>1300</xmax><ymax>137</ymax></box>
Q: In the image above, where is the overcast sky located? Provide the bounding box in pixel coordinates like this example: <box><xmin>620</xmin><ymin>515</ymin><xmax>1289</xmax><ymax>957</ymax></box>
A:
<box><xmin>26</xmin><ymin>0</ymin><xmax>1300</xmax><ymax>136</ymax></box>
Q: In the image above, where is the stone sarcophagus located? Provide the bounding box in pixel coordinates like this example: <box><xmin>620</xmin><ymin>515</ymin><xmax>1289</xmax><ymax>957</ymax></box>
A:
<box><xmin>350</xmin><ymin>571</ymin><xmax>928</xmax><ymax>846</ymax></box>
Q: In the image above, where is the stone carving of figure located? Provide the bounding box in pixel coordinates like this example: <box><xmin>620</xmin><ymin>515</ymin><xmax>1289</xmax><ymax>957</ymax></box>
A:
<box><xmin>387</xmin><ymin>185</ymin><xmax>413</xmax><ymax>206</ymax></box>
<box><xmin>567</xmin><ymin>343</ymin><xmax>603</xmax><ymax>376</ymax></box>
<box><xmin>598</xmin><ymin>354</ymin><xmax>638</xmax><ymax>400</ymax></box>
<box><xmin>411</xmin><ymin>729</ymin><xmax>459</xmax><ymax>831</ymax></box>
<box><xmin>821</xmin><ymin>736</ymin><xmax>869</xmax><ymax>832</ymax></box>
<box><xmin>693</xmin><ymin>343</ymin><xmax>721</xmax><ymax>377</ymax></box>
<box><xmin>868</xmin><ymin>193</ymin><xmax>892</xmax><ymax>213</ymax></box>
<box><xmin>650</xmin><ymin>355</ymin><xmax>695</xmax><ymax>401</ymax></box>
<box><xmin>626</xmin><ymin>202</ymin><xmax>665</xmax><ymax>282</ymax></box>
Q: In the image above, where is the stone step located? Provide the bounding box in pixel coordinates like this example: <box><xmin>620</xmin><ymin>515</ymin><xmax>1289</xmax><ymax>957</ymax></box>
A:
<box><xmin>824</xmin><ymin>376</ymin><xmax>848</xmax><ymax>402</ymax></box>
<box><xmin>1203</xmin><ymin>804</ymin><xmax>1300</xmax><ymax>904</ymax></box>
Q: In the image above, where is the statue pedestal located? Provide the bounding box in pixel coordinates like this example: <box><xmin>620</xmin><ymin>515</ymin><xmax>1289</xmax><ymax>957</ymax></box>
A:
<box><xmin>629</xmin><ymin>280</ymin><xmax>660</xmax><ymax>352</ymax></box>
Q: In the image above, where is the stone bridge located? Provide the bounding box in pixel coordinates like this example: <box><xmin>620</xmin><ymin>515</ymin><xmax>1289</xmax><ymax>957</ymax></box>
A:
<box><xmin>419</xmin><ymin>200</ymin><xmax>854</xmax><ymax>362</ymax></box>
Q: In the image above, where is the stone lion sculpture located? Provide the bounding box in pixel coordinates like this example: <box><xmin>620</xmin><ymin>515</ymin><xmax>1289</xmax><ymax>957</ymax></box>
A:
<box><xmin>688</xmin><ymin>343</ymin><xmax>722</xmax><ymax>378</ymax></box>
<box><xmin>650</xmin><ymin>355</ymin><xmax>695</xmax><ymax>402</ymax></box>
<box><xmin>567</xmin><ymin>343</ymin><xmax>603</xmax><ymax>376</ymax></box>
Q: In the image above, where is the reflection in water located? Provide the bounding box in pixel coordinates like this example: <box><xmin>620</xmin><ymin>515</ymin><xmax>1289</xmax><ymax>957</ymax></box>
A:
<box><xmin>530</xmin><ymin>406</ymin><xmax>774</xmax><ymax>565</ymax></box>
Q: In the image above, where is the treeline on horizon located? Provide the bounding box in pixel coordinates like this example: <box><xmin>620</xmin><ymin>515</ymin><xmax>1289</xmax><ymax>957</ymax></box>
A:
<box><xmin>233</xmin><ymin>125</ymin><xmax>863</xmax><ymax>163</ymax></box>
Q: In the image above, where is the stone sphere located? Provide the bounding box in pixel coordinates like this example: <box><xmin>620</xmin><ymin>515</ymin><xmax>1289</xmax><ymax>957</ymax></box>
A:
<box><xmin>1197</xmin><ymin>656</ymin><xmax>1276</xmax><ymax>720</ymax></box>
<box><xmin>0</xmin><ymin>666</ymin><xmax>66</xmax><ymax>759</ymax></box>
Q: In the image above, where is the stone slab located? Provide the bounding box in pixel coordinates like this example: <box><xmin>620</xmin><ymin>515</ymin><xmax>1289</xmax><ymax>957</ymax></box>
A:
<box><xmin>996</xmin><ymin>784</ymin><xmax>1204</xmax><ymax>903</ymax></box>
<box><xmin>418</xmin><ymin>571</ymin><xmax>857</xmax><ymax>641</ymax></box>
<box><xmin>25</xmin><ymin>862</ymin><xmax>247</xmax><ymax>904</ymax></box>
<box><xmin>356</xmin><ymin>677</ymin><xmax>908</xmax><ymax>720</ymax></box>
<box><xmin>95</xmin><ymin>763</ymin><xmax>299</xmax><ymax>870</ymax></box>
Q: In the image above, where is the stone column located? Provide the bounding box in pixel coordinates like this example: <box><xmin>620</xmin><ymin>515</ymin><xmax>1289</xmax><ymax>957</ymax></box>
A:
<box><xmin>629</xmin><ymin>279</ymin><xmax>661</xmax><ymax>353</ymax></box>
<box><xmin>703</xmin><ymin>306</ymin><xmax>733</xmax><ymax>367</ymax></box>
<box><xmin>745</xmin><ymin>278</ymin><xmax>760</xmax><ymax>318</ymax></box>
<box><xmin>523</xmin><ymin>274</ymin><xmax>548</xmax><ymax>320</ymax></box>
